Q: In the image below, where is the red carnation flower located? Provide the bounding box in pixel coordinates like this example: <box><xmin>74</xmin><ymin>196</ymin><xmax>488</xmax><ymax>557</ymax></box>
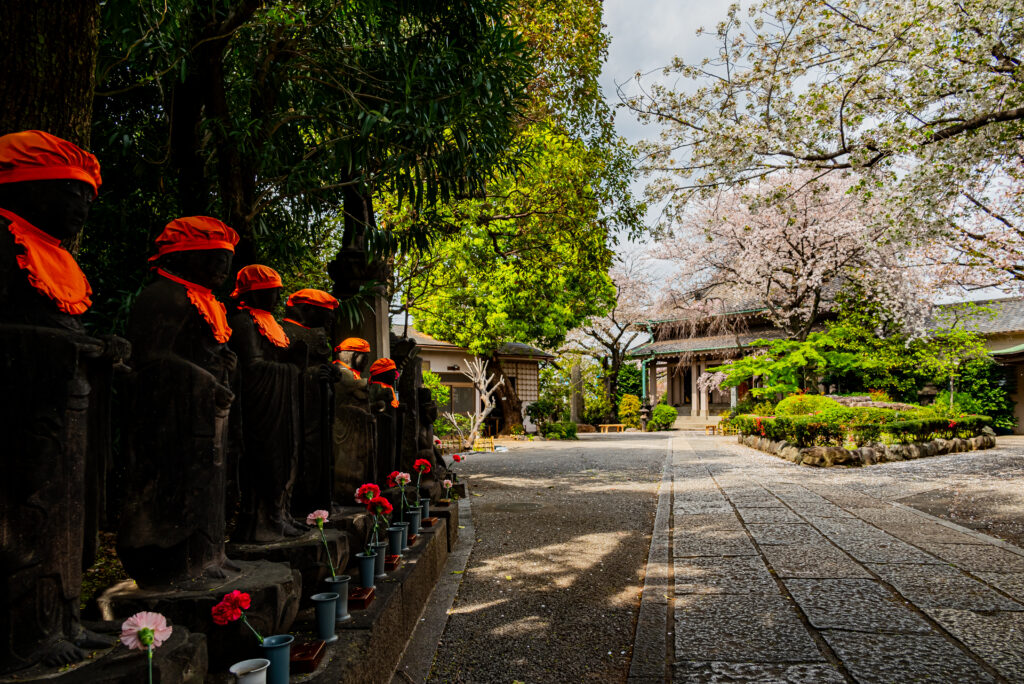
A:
<box><xmin>452</xmin><ymin>454</ymin><xmax>463</xmax><ymax>462</ymax></box>
<box><xmin>367</xmin><ymin>497</ymin><xmax>393</xmax><ymax>516</ymax></box>
<box><xmin>355</xmin><ymin>483</ymin><xmax>381</xmax><ymax>504</ymax></box>
<box><xmin>413</xmin><ymin>458</ymin><xmax>431</xmax><ymax>474</ymax></box>
<box><xmin>386</xmin><ymin>470</ymin><xmax>401</xmax><ymax>488</ymax></box>
<box><xmin>223</xmin><ymin>590</ymin><xmax>251</xmax><ymax>611</ymax></box>
<box><xmin>211</xmin><ymin>601</ymin><xmax>241</xmax><ymax>625</ymax></box>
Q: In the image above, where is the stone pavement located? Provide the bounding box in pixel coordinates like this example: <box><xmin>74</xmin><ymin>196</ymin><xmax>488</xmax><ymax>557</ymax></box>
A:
<box><xmin>670</xmin><ymin>435</ymin><xmax>1024</xmax><ymax>683</ymax></box>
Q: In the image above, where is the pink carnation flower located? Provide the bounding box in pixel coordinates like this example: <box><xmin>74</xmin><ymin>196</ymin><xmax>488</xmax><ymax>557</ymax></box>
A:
<box><xmin>306</xmin><ymin>509</ymin><xmax>330</xmax><ymax>526</ymax></box>
<box><xmin>396</xmin><ymin>472</ymin><xmax>412</xmax><ymax>486</ymax></box>
<box><xmin>120</xmin><ymin>611</ymin><xmax>172</xmax><ymax>650</ymax></box>
<box><xmin>443</xmin><ymin>479</ymin><xmax>453</xmax><ymax>489</ymax></box>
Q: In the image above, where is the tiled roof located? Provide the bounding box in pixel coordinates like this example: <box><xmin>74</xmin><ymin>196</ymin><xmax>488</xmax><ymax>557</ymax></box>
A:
<box><xmin>390</xmin><ymin>325</ymin><xmax>553</xmax><ymax>359</ymax></box>
<box><xmin>629</xmin><ymin>329</ymin><xmax>787</xmax><ymax>358</ymax></box>
<box><xmin>942</xmin><ymin>297</ymin><xmax>1024</xmax><ymax>335</ymax></box>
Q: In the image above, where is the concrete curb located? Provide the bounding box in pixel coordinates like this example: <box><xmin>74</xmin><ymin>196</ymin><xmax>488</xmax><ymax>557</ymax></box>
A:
<box><xmin>628</xmin><ymin>438</ymin><xmax>674</xmax><ymax>682</ymax></box>
<box><xmin>391</xmin><ymin>497</ymin><xmax>476</xmax><ymax>683</ymax></box>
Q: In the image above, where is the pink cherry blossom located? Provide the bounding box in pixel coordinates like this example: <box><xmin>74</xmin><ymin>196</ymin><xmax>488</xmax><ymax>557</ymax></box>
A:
<box><xmin>120</xmin><ymin>611</ymin><xmax>172</xmax><ymax>650</ymax></box>
<box><xmin>306</xmin><ymin>509</ymin><xmax>330</xmax><ymax>526</ymax></box>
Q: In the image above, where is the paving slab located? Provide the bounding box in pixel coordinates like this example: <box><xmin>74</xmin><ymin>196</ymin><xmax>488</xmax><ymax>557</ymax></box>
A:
<box><xmin>672</xmin><ymin>661</ymin><xmax>846</xmax><ymax>683</ymax></box>
<box><xmin>820</xmin><ymin>631</ymin><xmax>995</xmax><ymax>683</ymax></box>
<box><xmin>867</xmin><ymin>562</ymin><xmax>1024</xmax><ymax>612</ymax></box>
<box><xmin>735</xmin><ymin>506</ymin><xmax>805</xmax><ymax>524</ymax></box>
<box><xmin>972</xmin><ymin>571</ymin><xmax>1024</xmax><ymax>601</ymax></box>
<box><xmin>918</xmin><ymin>543</ymin><xmax>1024</xmax><ymax>572</ymax></box>
<box><xmin>675</xmin><ymin>557</ymin><xmax>780</xmax><ymax>596</ymax></box>
<box><xmin>674</xmin><ymin>529</ymin><xmax>758</xmax><ymax>558</ymax></box>
<box><xmin>927</xmin><ymin>608</ymin><xmax>1024</xmax><ymax>681</ymax></box>
<box><xmin>674</xmin><ymin>512</ymin><xmax>745</xmax><ymax>532</ymax></box>
<box><xmin>745</xmin><ymin>523</ymin><xmax>827</xmax><ymax>546</ymax></box>
<box><xmin>760</xmin><ymin>543</ymin><xmax>871</xmax><ymax>579</ymax></box>
<box><xmin>783</xmin><ymin>579</ymin><xmax>932</xmax><ymax>633</ymax></box>
<box><xmin>674</xmin><ymin>594</ymin><xmax>822</xmax><ymax>663</ymax></box>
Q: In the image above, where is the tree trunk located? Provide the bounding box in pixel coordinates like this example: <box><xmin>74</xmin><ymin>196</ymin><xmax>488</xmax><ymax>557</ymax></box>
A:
<box><xmin>0</xmin><ymin>1</ymin><xmax>100</xmax><ymax>146</ymax></box>
<box><xmin>569</xmin><ymin>362</ymin><xmax>583</xmax><ymax>423</ymax></box>
<box><xmin>489</xmin><ymin>356</ymin><xmax>524</xmax><ymax>434</ymax></box>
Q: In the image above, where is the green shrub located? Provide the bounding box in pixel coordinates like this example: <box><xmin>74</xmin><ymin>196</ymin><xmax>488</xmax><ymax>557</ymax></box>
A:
<box><xmin>618</xmin><ymin>394</ymin><xmax>642</xmax><ymax>429</ymax></box>
<box><xmin>584</xmin><ymin>391</ymin><xmax>614</xmax><ymax>425</ymax></box>
<box><xmin>434</xmin><ymin>412</ymin><xmax>471</xmax><ymax>438</ymax></box>
<box><xmin>775</xmin><ymin>394</ymin><xmax>843</xmax><ymax>416</ymax></box>
<box><xmin>422</xmin><ymin>370</ymin><xmax>451</xmax><ymax>407</ymax></box>
<box><xmin>526</xmin><ymin>397</ymin><xmax>559</xmax><ymax>428</ymax></box>
<box><xmin>646</xmin><ymin>404</ymin><xmax>678</xmax><ymax>431</ymax></box>
<box><xmin>542</xmin><ymin>421</ymin><xmax>578</xmax><ymax>440</ymax></box>
<box><xmin>751</xmin><ymin>400</ymin><xmax>777</xmax><ymax>416</ymax></box>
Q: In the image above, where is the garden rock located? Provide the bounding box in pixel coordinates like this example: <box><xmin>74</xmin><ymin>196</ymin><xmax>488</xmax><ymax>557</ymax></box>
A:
<box><xmin>800</xmin><ymin>447</ymin><xmax>826</xmax><ymax>467</ymax></box>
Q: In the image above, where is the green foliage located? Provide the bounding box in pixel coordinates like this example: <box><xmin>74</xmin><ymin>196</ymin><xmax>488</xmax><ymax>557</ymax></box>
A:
<box><xmin>732</xmin><ymin>406</ymin><xmax>992</xmax><ymax>448</ymax></box>
<box><xmin>542</xmin><ymin>420</ymin><xmax>578</xmax><ymax>440</ymax></box>
<box><xmin>535</xmin><ymin>355</ymin><xmax>608</xmax><ymax>424</ymax></box>
<box><xmin>85</xmin><ymin>0</ymin><xmax>534</xmax><ymax>333</ymax></box>
<box><xmin>775</xmin><ymin>395</ymin><xmax>844</xmax><ymax>417</ymax></box>
<box><xmin>931</xmin><ymin>358</ymin><xmax>1017</xmax><ymax>432</ymax></box>
<box><xmin>751</xmin><ymin>400</ymin><xmax>778</xmax><ymax>416</ymax></box>
<box><xmin>616</xmin><ymin>363</ymin><xmax>643</xmax><ymax>404</ymax></box>
<box><xmin>583</xmin><ymin>390</ymin><xmax>614</xmax><ymax>426</ymax></box>
<box><xmin>421</xmin><ymin>370</ymin><xmax>450</xmax><ymax>408</ymax></box>
<box><xmin>618</xmin><ymin>394</ymin><xmax>642</xmax><ymax>429</ymax></box>
<box><xmin>526</xmin><ymin>396</ymin><xmax>559</xmax><ymax>428</ymax></box>
<box><xmin>646</xmin><ymin>404</ymin><xmax>678</xmax><ymax>431</ymax></box>
<box><xmin>434</xmin><ymin>412</ymin><xmax>471</xmax><ymax>438</ymax></box>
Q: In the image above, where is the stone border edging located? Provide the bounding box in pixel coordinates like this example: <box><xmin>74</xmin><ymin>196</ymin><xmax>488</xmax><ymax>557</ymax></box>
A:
<box><xmin>737</xmin><ymin>433</ymin><xmax>997</xmax><ymax>467</ymax></box>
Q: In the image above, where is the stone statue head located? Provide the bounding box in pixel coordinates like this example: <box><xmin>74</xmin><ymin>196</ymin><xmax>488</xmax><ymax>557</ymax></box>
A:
<box><xmin>0</xmin><ymin>179</ymin><xmax>94</xmax><ymax>240</ymax></box>
<box><xmin>283</xmin><ymin>289</ymin><xmax>338</xmax><ymax>331</ymax></box>
<box><xmin>159</xmin><ymin>249</ymin><xmax>234</xmax><ymax>289</ymax></box>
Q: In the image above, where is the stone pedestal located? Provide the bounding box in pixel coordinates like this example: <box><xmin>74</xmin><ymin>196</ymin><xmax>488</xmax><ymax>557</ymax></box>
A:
<box><xmin>433</xmin><ymin>501</ymin><xmax>460</xmax><ymax>552</ymax></box>
<box><xmin>326</xmin><ymin>506</ymin><xmax>374</xmax><ymax>559</ymax></box>
<box><xmin>228</xmin><ymin>529</ymin><xmax>346</xmax><ymax>608</ymax></box>
<box><xmin>0</xmin><ymin>624</ymin><xmax>206</xmax><ymax>684</ymax></box>
<box><xmin>97</xmin><ymin>560</ymin><xmax>299</xmax><ymax>671</ymax></box>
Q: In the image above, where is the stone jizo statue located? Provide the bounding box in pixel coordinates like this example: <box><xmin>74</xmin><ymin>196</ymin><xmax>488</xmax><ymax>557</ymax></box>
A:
<box><xmin>118</xmin><ymin>216</ymin><xmax>241</xmax><ymax>586</ymax></box>
<box><xmin>0</xmin><ymin>131</ymin><xmax>125</xmax><ymax>671</ymax></box>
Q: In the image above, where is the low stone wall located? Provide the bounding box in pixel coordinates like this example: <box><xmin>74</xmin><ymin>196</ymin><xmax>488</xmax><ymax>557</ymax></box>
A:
<box><xmin>737</xmin><ymin>433</ymin><xmax>997</xmax><ymax>467</ymax></box>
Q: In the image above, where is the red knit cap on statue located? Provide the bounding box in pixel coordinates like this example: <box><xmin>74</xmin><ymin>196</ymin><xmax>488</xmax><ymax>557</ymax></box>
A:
<box><xmin>334</xmin><ymin>337</ymin><xmax>371</xmax><ymax>353</ymax></box>
<box><xmin>230</xmin><ymin>264</ymin><xmax>283</xmax><ymax>298</ymax></box>
<box><xmin>149</xmin><ymin>216</ymin><xmax>239</xmax><ymax>262</ymax></box>
<box><xmin>286</xmin><ymin>288</ymin><xmax>339</xmax><ymax>310</ymax></box>
<box><xmin>368</xmin><ymin>358</ymin><xmax>397</xmax><ymax>377</ymax></box>
<box><xmin>0</xmin><ymin>130</ymin><xmax>102</xmax><ymax>196</ymax></box>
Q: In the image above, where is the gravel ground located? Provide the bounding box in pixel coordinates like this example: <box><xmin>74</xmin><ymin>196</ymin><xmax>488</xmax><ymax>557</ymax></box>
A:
<box><xmin>427</xmin><ymin>433</ymin><xmax>669</xmax><ymax>683</ymax></box>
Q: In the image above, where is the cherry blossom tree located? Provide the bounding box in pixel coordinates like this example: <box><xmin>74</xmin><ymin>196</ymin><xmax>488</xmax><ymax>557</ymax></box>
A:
<box><xmin>625</xmin><ymin>0</ymin><xmax>1024</xmax><ymax>289</ymax></box>
<box><xmin>564</xmin><ymin>256</ymin><xmax>655</xmax><ymax>400</ymax></box>
<box><xmin>657</xmin><ymin>172</ymin><xmax>931</xmax><ymax>340</ymax></box>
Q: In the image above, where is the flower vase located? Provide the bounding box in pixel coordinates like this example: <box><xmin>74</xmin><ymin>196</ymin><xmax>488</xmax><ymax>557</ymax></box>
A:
<box><xmin>324</xmin><ymin>575</ymin><xmax>351</xmax><ymax>622</ymax></box>
<box><xmin>407</xmin><ymin>508</ymin><xmax>422</xmax><ymax>536</ymax></box>
<box><xmin>395</xmin><ymin>521</ymin><xmax>410</xmax><ymax>551</ymax></box>
<box><xmin>371</xmin><ymin>541</ymin><xmax>389</xmax><ymax>577</ymax></box>
<box><xmin>311</xmin><ymin>593</ymin><xmax>339</xmax><ymax>643</ymax></box>
<box><xmin>420</xmin><ymin>498</ymin><xmax>430</xmax><ymax>518</ymax></box>
<box><xmin>258</xmin><ymin>634</ymin><xmax>294</xmax><ymax>684</ymax></box>
<box><xmin>356</xmin><ymin>552</ymin><xmax>376</xmax><ymax>589</ymax></box>
<box><xmin>229</xmin><ymin>658</ymin><xmax>270</xmax><ymax>684</ymax></box>
<box><xmin>387</xmin><ymin>526</ymin><xmax>404</xmax><ymax>557</ymax></box>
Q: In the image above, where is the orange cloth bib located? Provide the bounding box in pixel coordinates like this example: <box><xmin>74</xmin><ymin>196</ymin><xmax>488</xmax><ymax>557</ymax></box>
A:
<box><xmin>239</xmin><ymin>305</ymin><xmax>289</xmax><ymax>348</ymax></box>
<box><xmin>333</xmin><ymin>360</ymin><xmax>361</xmax><ymax>379</ymax></box>
<box><xmin>1</xmin><ymin>208</ymin><xmax>92</xmax><ymax>315</ymax></box>
<box><xmin>370</xmin><ymin>381</ymin><xmax>399</xmax><ymax>407</ymax></box>
<box><xmin>156</xmin><ymin>268</ymin><xmax>231</xmax><ymax>343</ymax></box>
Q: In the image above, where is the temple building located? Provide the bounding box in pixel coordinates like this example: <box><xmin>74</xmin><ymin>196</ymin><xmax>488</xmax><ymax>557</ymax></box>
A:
<box><xmin>630</xmin><ymin>290</ymin><xmax>1024</xmax><ymax>432</ymax></box>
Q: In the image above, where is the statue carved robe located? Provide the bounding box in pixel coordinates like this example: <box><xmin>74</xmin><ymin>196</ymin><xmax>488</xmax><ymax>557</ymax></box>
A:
<box><xmin>230</xmin><ymin>304</ymin><xmax>302</xmax><ymax>541</ymax></box>
<box><xmin>118</xmin><ymin>219</ymin><xmax>240</xmax><ymax>586</ymax></box>
<box><xmin>333</xmin><ymin>346</ymin><xmax>377</xmax><ymax>503</ymax></box>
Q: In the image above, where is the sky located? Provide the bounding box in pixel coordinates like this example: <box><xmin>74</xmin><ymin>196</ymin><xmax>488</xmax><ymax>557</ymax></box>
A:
<box><xmin>598</xmin><ymin>0</ymin><xmax>734</xmax><ymax>268</ymax></box>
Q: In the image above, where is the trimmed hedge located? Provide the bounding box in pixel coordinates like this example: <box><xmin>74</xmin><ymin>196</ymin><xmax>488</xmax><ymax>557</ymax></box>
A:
<box><xmin>731</xmin><ymin>409</ymin><xmax>991</xmax><ymax>448</ymax></box>
<box><xmin>542</xmin><ymin>421</ymin><xmax>578</xmax><ymax>440</ymax></box>
<box><xmin>774</xmin><ymin>395</ymin><xmax>843</xmax><ymax>416</ymax></box>
<box><xmin>647</xmin><ymin>404</ymin><xmax>678</xmax><ymax>431</ymax></box>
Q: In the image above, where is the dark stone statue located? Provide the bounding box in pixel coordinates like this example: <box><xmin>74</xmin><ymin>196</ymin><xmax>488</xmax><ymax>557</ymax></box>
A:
<box><xmin>118</xmin><ymin>225</ymin><xmax>240</xmax><ymax>586</ymax></box>
<box><xmin>332</xmin><ymin>342</ymin><xmax>377</xmax><ymax>503</ymax></box>
<box><xmin>230</xmin><ymin>284</ymin><xmax>304</xmax><ymax>542</ymax></box>
<box><xmin>368</xmin><ymin>363</ymin><xmax>400</xmax><ymax>484</ymax></box>
<box><xmin>0</xmin><ymin>177</ymin><xmax>124</xmax><ymax>672</ymax></box>
<box><xmin>281</xmin><ymin>300</ymin><xmax>341</xmax><ymax>516</ymax></box>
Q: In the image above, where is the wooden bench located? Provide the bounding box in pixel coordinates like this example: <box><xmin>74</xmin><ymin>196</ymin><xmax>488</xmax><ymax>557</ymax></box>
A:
<box><xmin>599</xmin><ymin>424</ymin><xmax>627</xmax><ymax>433</ymax></box>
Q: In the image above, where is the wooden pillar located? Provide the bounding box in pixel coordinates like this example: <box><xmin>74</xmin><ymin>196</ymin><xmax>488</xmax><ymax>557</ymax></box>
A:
<box><xmin>690</xmin><ymin>361</ymin><xmax>699</xmax><ymax>417</ymax></box>
<box><xmin>647</xmin><ymin>360</ymin><xmax>657</xmax><ymax>403</ymax></box>
<box><xmin>700</xmin><ymin>361</ymin><xmax>709</xmax><ymax>417</ymax></box>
